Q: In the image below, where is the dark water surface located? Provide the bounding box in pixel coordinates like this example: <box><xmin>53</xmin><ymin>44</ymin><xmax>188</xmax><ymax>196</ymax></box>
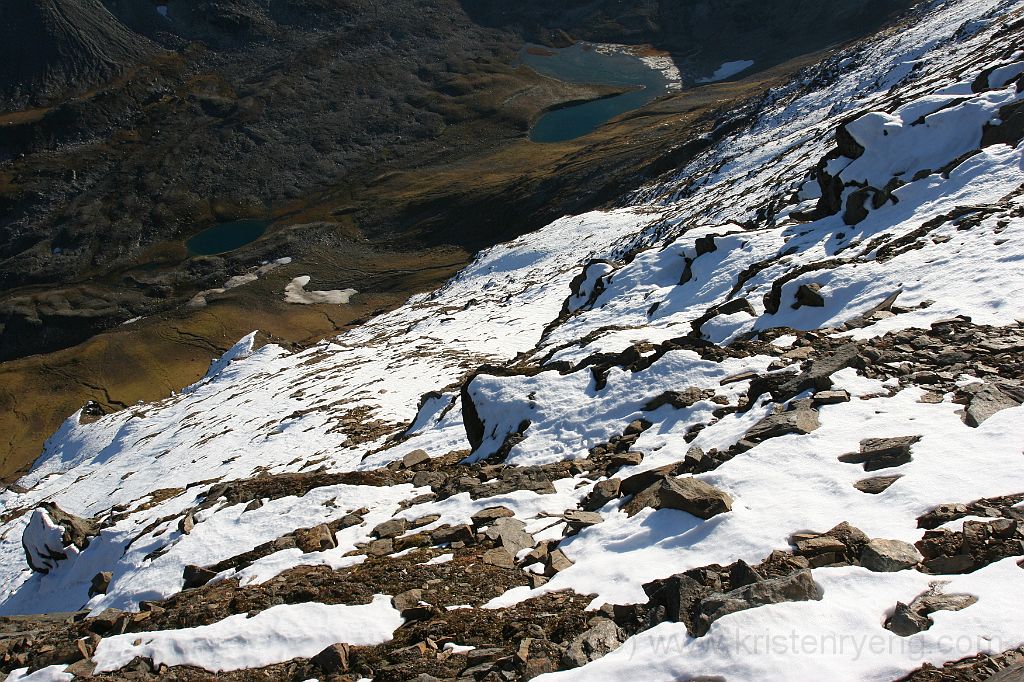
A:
<box><xmin>186</xmin><ymin>219</ymin><xmax>268</xmax><ymax>255</ymax></box>
<box><xmin>522</xmin><ymin>44</ymin><xmax>677</xmax><ymax>143</ymax></box>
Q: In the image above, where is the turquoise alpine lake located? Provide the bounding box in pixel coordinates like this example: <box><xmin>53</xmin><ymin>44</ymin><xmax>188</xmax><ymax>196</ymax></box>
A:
<box><xmin>186</xmin><ymin>219</ymin><xmax>269</xmax><ymax>255</ymax></box>
<box><xmin>522</xmin><ymin>43</ymin><xmax>678</xmax><ymax>143</ymax></box>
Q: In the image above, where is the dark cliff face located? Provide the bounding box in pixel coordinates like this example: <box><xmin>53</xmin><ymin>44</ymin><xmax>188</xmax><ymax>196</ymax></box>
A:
<box><xmin>460</xmin><ymin>0</ymin><xmax>914</xmax><ymax>71</ymax></box>
<box><xmin>0</xmin><ymin>0</ymin><xmax>157</xmax><ymax>107</ymax></box>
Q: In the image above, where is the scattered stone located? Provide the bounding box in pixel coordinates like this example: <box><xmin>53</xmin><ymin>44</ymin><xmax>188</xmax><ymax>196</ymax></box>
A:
<box><xmin>402</xmin><ymin>449</ymin><xmax>430</xmax><ymax>468</ymax></box>
<box><xmin>372</xmin><ymin>518</ymin><xmax>409</xmax><ymax>540</ymax></box>
<box><xmin>860</xmin><ymin>539</ymin><xmax>923</xmax><ymax>572</ymax></box>
<box><xmin>411</xmin><ymin>514</ymin><xmax>441</xmax><ymax>528</ymax></box>
<box><xmin>295</xmin><ymin>523</ymin><xmax>337</xmax><ymax>552</ymax></box>
<box><xmin>838</xmin><ymin>436</ymin><xmax>920</xmax><ymax>471</ymax></box>
<box><xmin>922</xmin><ymin>554</ymin><xmax>975</xmax><ymax>574</ymax></box>
<box><xmin>623</xmin><ymin>420</ymin><xmax>648</xmax><ymax>436</ymax></box>
<box><xmin>243</xmin><ymin>499</ymin><xmax>263</xmax><ymax>512</ymax></box>
<box><xmin>795</xmin><ymin>283</ymin><xmax>825</xmax><ymax>307</ymax></box>
<box><xmin>854</xmin><ymin>475</ymin><xmax>902</xmax><ymax>494</ymax></box>
<box><xmin>562</xmin><ymin>617</ymin><xmax>625</xmax><ymax>668</ymax></box>
<box><xmin>182</xmin><ymin>564</ymin><xmax>216</xmax><ymax>589</ymax></box>
<box><xmin>311</xmin><ymin>642</ymin><xmax>350</xmax><ymax>674</ymax></box>
<box><xmin>89</xmin><ymin>571</ymin><xmax>112</xmax><ymax>597</ymax></box>
<box><xmin>624</xmin><ymin>476</ymin><xmax>732</xmax><ymax>519</ymax></box>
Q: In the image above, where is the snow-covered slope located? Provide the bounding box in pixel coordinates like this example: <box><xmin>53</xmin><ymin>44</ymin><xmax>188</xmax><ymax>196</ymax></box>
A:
<box><xmin>4</xmin><ymin>0</ymin><xmax>1024</xmax><ymax>679</ymax></box>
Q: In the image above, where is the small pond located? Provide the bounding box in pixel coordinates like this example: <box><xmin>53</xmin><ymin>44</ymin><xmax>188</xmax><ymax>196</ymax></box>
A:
<box><xmin>186</xmin><ymin>219</ymin><xmax>269</xmax><ymax>256</ymax></box>
<box><xmin>521</xmin><ymin>43</ymin><xmax>679</xmax><ymax>143</ymax></box>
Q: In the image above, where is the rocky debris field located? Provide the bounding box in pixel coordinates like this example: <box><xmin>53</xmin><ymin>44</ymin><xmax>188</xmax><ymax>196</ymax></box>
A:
<box><xmin>3</xmin><ymin>0</ymin><xmax>1024</xmax><ymax>680</ymax></box>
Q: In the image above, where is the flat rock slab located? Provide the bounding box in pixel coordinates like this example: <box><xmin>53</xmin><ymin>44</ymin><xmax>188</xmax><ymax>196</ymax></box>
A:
<box><xmin>854</xmin><ymin>475</ymin><xmax>902</xmax><ymax>494</ymax></box>
<box><xmin>744</xmin><ymin>406</ymin><xmax>820</xmax><ymax>442</ymax></box>
<box><xmin>964</xmin><ymin>383</ymin><xmax>1022</xmax><ymax>427</ymax></box>
<box><xmin>839</xmin><ymin>435</ymin><xmax>920</xmax><ymax>471</ymax></box>
<box><xmin>624</xmin><ymin>476</ymin><xmax>732</xmax><ymax>519</ymax></box>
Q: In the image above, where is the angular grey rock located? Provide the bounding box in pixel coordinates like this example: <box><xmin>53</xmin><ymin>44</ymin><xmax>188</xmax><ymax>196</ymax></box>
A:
<box><xmin>641</xmin><ymin>572</ymin><xmax>708</xmax><ymax>634</ymax></box>
<box><xmin>624</xmin><ymin>476</ymin><xmax>732</xmax><ymax>519</ymax></box>
<box><xmin>562</xmin><ymin>618</ymin><xmax>625</xmax><ymax>668</ymax></box>
<box><xmin>366</xmin><ymin>538</ymin><xmax>394</xmax><ymax>556</ymax></box>
<box><xmin>482</xmin><ymin>547</ymin><xmax>515</xmax><ymax>568</ymax></box>
<box><xmin>483</xmin><ymin>517</ymin><xmax>535</xmax><ymax>557</ymax></box>
<box><xmin>860</xmin><ymin>539</ymin><xmax>923</xmax><ymax>572</ymax></box>
<box><xmin>744</xmin><ymin>405</ymin><xmax>820</xmax><ymax>442</ymax></box>
<box><xmin>700</xmin><ymin>569</ymin><xmax>823</xmax><ymax>624</ymax></box>
<box><xmin>372</xmin><ymin>517</ymin><xmax>409</xmax><ymax>540</ymax></box>
<box><xmin>838</xmin><ymin>436</ymin><xmax>919</xmax><ymax>471</ymax></box>
<box><xmin>854</xmin><ymin>475</ymin><xmax>902</xmax><ymax>494</ymax></box>
<box><xmin>964</xmin><ymin>383</ymin><xmax>1022</xmax><ymax>427</ymax></box>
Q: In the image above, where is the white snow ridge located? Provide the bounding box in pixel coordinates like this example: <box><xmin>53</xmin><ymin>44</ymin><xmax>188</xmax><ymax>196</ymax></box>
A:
<box><xmin>4</xmin><ymin>0</ymin><xmax>1024</xmax><ymax>679</ymax></box>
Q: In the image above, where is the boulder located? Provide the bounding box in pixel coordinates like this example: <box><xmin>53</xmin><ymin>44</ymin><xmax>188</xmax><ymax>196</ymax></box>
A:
<box><xmin>562</xmin><ymin>618</ymin><xmax>625</xmax><ymax>668</ymax></box>
<box><xmin>471</xmin><ymin>506</ymin><xmax>515</xmax><ymax>526</ymax></box>
<box><xmin>860</xmin><ymin>539</ymin><xmax>922</xmax><ymax>572</ymax></box>
<box><xmin>964</xmin><ymin>383</ymin><xmax>1022</xmax><ymax>427</ymax></box>
<box><xmin>624</xmin><ymin>476</ymin><xmax>732</xmax><ymax>519</ymax></box>
<box><xmin>392</xmin><ymin>588</ymin><xmax>424</xmax><ymax>611</ymax></box>
<box><xmin>795</xmin><ymin>283</ymin><xmax>825</xmax><ymax>307</ymax></box>
<box><xmin>699</xmin><ymin>569</ymin><xmax>823</xmax><ymax>625</ymax></box>
<box><xmin>482</xmin><ymin>547</ymin><xmax>515</xmax><ymax>568</ymax></box>
<box><xmin>178</xmin><ymin>513</ymin><xmax>195</xmax><ymax>534</ymax></box>
<box><xmin>402</xmin><ymin>449</ymin><xmax>430</xmax><ymax>468</ymax></box>
<box><xmin>366</xmin><ymin>538</ymin><xmax>394</xmax><ymax>556</ymax></box>
<box><xmin>89</xmin><ymin>571</ymin><xmax>112</xmax><ymax>597</ymax></box>
<box><xmin>641</xmin><ymin>572</ymin><xmax>707</xmax><ymax>634</ymax></box>
<box><xmin>744</xmin><ymin>404</ymin><xmax>820</xmax><ymax>442</ymax></box>
<box><xmin>371</xmin><ymin>518</ymin><xmax>408</xmax><ymax>540</ymax></box>
<box><xmin>182</xmin><ymin>564</ymin><xmax>216</xmax><ymax>589</ymax></box>
<box><xmin>430</xmin><ymin>524</ymin><xmax>474</xmax><ymax>545</ymax></box>
<box><xmin>582</xmin><ymin>479</ymin><xmax>621</xmax><ymax>510</ymax></box>
<box><xmin>312</xmin><ymin>643</ymin><xmax>350</xmax><ymax>674</ymax></box>
<box><xmin>838</xmin><ymin>436</ymin><xmax>919</xmax><ymax>471</ymax></box>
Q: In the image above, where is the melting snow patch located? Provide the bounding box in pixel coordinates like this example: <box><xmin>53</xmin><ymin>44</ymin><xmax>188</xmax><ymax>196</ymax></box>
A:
<box><xmin>696</xmin><ymin>60</ymin><xmax>755</xmax><ymax>83</ymax></box>
<box><xmin>93</xmin><ymin>596</ymin><xmax>403</xmax><ymax>673</ymax></box>
<box><xmin>284</xmin><ymin>276</ymin><xmax>357</xmax><ymax>304</ymax></box>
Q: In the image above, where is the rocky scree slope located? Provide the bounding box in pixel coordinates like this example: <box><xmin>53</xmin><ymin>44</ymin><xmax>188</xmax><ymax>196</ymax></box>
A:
<box><xmin>4</xmin><ymin>0</ymin><xmax>1024</xmax><ymax>679</ymax></box>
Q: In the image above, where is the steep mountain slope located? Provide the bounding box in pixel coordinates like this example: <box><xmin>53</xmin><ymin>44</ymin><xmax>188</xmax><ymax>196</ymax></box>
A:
<box><xmin>3</xmin><ymin>0</ymin><xmax>1024</xmax><ymax>679</ymax></box>
<box><xmin>0</xmin><ymin>0</ymin><xmax>156</xmax><ymax>106</ymax></box>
